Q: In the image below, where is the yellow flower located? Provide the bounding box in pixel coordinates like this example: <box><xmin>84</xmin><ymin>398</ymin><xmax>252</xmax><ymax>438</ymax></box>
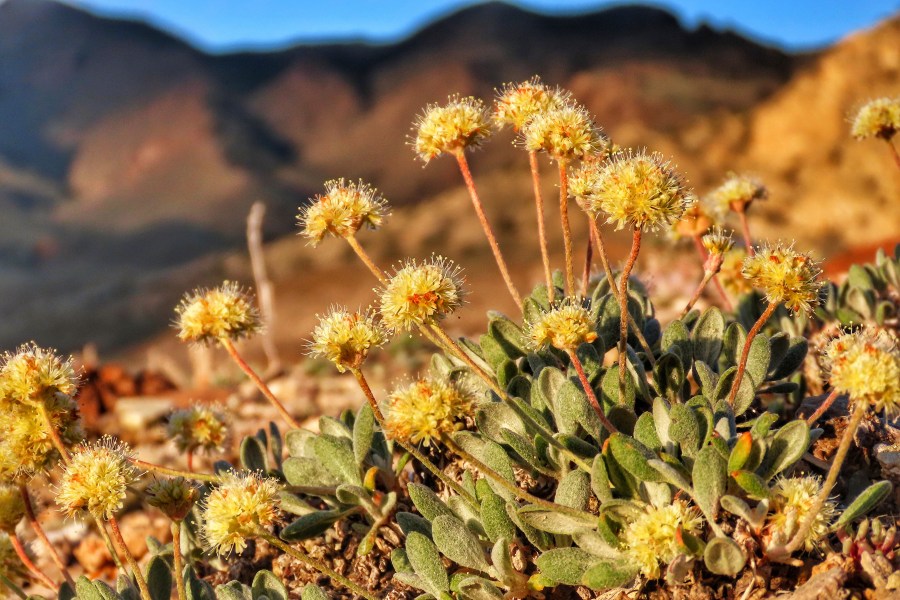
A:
<box><xmin>766</xmin><ymin>476</ymin><xmax>836</xmax><ymax>552</ymax></box>
<box><xmin>308</xmin><ymin>307</ymin><xmax>389</xmax><ymax>372</ymax></box>
<box><xmin>526</xmin><ymin>300</ymin><xmax>597</xmax><ymax>351</ymax></box>
<box><xmin>56</xmin><ymin>436</ymin><xmax>140</xmax><ymax>520</ymax></box>
<box><xmin>0</xmin><ymin>484</ymin><xmax>24</xmax><ymax>534</ymax></box>
<box><xmin>167</xmin><ymin>405</ymin><xmax>229</xmax><ymax>454</ymax></box>
<box><xmin>719</xmin><ymin>248</ymin><xmax>753</xmax><ymax>297</ymax></box>
<box><xmin>707</xmin><ymin>173</ymin><xmax>767</xmax><ymax>215</ymax></box>
<box><xmin>623</xmin><ymin>500</ymin><xmax>703</xmax><ymax>579</ymax></box>
<box><xmin>297</xmin><ymin>179</ymin><xmax>388</xmax><ymax>246</ymax></box>
<box><xmin>701</xmin><ymin>227</ymin><xmax>734</xmax><ymax>257</ymax></box>
<box><xmin>851</xmin><ymin>97</ymin><xmax>900</xmax><ymax>140</ymax></box>
<box><xmin>824</xmin><ymin>328</ymin><xmax>900</xmax><ymax>418</ymax></box>
<box><xmin>579</xmin><ymin>150</ymin><xmax>694</xmax><ymax>231</ymax></box>
<box><xmin>174</xmin><ymin>281</ymin><xmax>262</xmax><ymax>344</ymax></box>
<box><xmin>146</xmin><ymin>477</ymin><xmax>199</xmax><ymax>521</ymax></box>
<box><xmin>0</xmin><ymin>393</ymin><xmax>83</xmax><ymax>480</ymax></box>
<box><xmin>202</xmin><ymin>471</ymin><xmax>280</xmax><ymax>555</ymax></box>
<box><xmin>493</xmin><ymin>77</ymin><xmax>567</xmax><ymax>131</ymax></box>
<box><xmin>742</xmin><ymin>243</ymin><xmax>823</xmax><ymax>314</ymax></box>
<box><xmin>671</xmin><ymin>196</ymin><xmax>724</xmax><ymax>240</ymax></box>
<box><xmin>522</xmin><ymin>102</ymin><xmax>604</xmax><ymax>161</ymax></box>
<box><xmin>383</xmin><ymin>376</ymin><xmax>474</xmax><ymax>446</ymax></box>
<box><xmin>0</xmin><ymin>343</ymin><xmax>78</xmax><ymax>405</ymax></box>
<box><xmin>413</xmin><ymin>95</ymin><xmax>492</xmax><ymax>162</ymax></box>
<box><xmin>379</xmin><ymin>256</ymin><xmax>465</xmax><ymax>331</ymax></box>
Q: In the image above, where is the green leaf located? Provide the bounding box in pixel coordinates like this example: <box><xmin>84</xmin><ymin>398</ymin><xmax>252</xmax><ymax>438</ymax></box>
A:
<box><xmin>769</xmin><ymin>338</ymin><xmax>809</xmax><ymax>380</ymax></box>
<box><xmin>607</xmin><ymin>433</ymin><xmax>664</xmax><ymax>482</ymax></box>
<box><xmin>352</xmin><ymin>403</ymin><xmax>375</xmax><ymax>464</ymax></box>
<box><xmin>456</xmin><ymin>576</ymin><xmax>505</xmax><ymax>600</ymax></box>
<box><xmin>476</xmin><ymin>403</ymin><xmax>526</xmax><ymax>441</ymax></box>
<box><xmin>281</xmin><ymin>510</ymin><xmax>344</xmax><ymax>541</ymax></box>
<box><xmin>251</xmin><ymin>571</ymin><xmax>288</xmax><ymax>600</ymax></box>
<box><xmin>693</xmin><ymin>361</ymin><xmax>719</xmax><ymax>400</ymax></box>
<box><xmin>500</xmin><ymin>428</ymin><xmax>549</xmax><ymax>475</ymax></box>
<box><xmin>240</xmin><ymin>436</ymin><xmax>267</xmax><ymax>473</ymax></box>
<box><xmin>481</xmin><ymin>440</ymin><xmax>517</xmax><ymax>501</ymax></box>
<box><xmin>214</xmin><ymin>582</ymin><xmax>250</xmax><ymax>600</ymax></box>
<box><xmin>506</xmin><ymin>502</ymin><xmax>554</xmax><ymax>551</ymax></box>
<box><xmin>727</xmin><ymin>432</ymin><xmax>754</xmax><ymax>473</ymax></box>
<box><xmin>758</xmin><ymin>420</ymin><xmax>810</xmax><ymax>481</ymax></box>
<box><xmin>488</xmin><ymin>314</ymin><xmax>528</xmax><ymax>359</ymax></box>
<box><xmin>406</xmin><ymin>532</ymin><xmax>450</xmax><ymax>595</ymax></box>
<box><xmin>557</xmin><ymin>379</ymin><xmax>598</xmax><ymax>437</ymax></box>
<box><xmin>75</xmin><ymin>577</ymin><xmax>119</xmax><ymax>600</ymax></box>
<box><xmin>835</xmin><ymin>481</ymin><xmax>893</xmax><ymax>528</ymax></box>
<box><xmin>731</xmin><ymin>470</ymin><xmax>771</xmax><ymax>500</ymax></box>
<box><xmin>284</xmin><ymin>429</ymin><xmax>316</xmax><ymax>458</ymax></box>
<box><xmin>534</xmin><ymin>548</ymin><xmax>598</xmax><ymax>586</ymax></box>
<box><xmin>691</xmin><ymin>307</ymin><xmax>725</xmax><ymax>366</ymax></box>
<box><xmin>582</xmin><ymin>560</ymin><xmax>638</xmax><ymax>590</ymax></box>
<box><xmin>184</xmin><ymin>566</ymin><xmax>216</xmax><ymax>600</ymax></box>
<box><xmin>407</xmin><ymin>483</ymin><xmax>453</xmax><ymax>522</ymax></box>
<box><xmin>693</xmin><ymin>446</ymin><xmax>726</xmax><ymax>520</ymax></box>
<box><xmin>431</xmin><ymin>515</ymin><xmax>490</xmax><ymax>572</ymax></box>
<box><xmin>703</xmin><ymin>537</ymin><xmax>747</xmax><ymax>576</ymax></box>
<box><xmin>633</xmin><ymin>412</ymin><xmax>662</xmax><ymax>451</ymax></box>
<box><xmin>590</xmin><ymin>455</ymin><xmax>613</xmax><ymax>502</ymax></box>
<box><xmin>282</xmin><ymin>457</ymin><xmax>340</xmax><ymax>488</ymax></box>
<box><xmin>654</xmin><ymin>352</ymin><xmax>686</xmax><ymax>399</ymax></box>
<box><xmin>145</xmin><ymin>555</ymin><xmax>173</xmax><ymax>600</ymax></box>
<box><xmin>318</xmin><ymin>415</ymin><xmax>351</xmax><ymax>439</ymax></box>
<box><xmin>848</xmin><ymin>263</ymin><xmax>875</xmax><ymax>290</ymax></box>
<box><xmin>480</xmin><ymin>494</ymin><xmax>516</xmax><ymax>543</ymax></box>
<box><xmin>555</xmin><ymin>470</ymin><xmax>591</xmax><ymax>511</ymax></box>
<box><xmin>668</xmin><ymin>404</ymin><xmax>702</xmax><ymax>456</ymax></box>
<box><xmin>397</xmin><ymin>511</ymin><xmax>433</xmax><ymax>538</ymax></box>
<box><xmin>517</xmin><ymin>505</ymin><xmax>596</xmax><ymax>535</ymax></box>
<box><xmin>313</xmin><ymin>434</ymin><xmax>361</xmax><ymax>486</ymax></box>
<box><xmin>745</xmin><ymin>334</ymin><xmax>771</xmax><ymax>388</ymax></box>
<box><xmin>300</xmin><ymin>585</ymin><xmax>329</xmax><ymax>600</ymax></box>
<box><xmin>662</xmin><ymin>319</ymin><xmax>692</xmax><ymax>365</ymax></box>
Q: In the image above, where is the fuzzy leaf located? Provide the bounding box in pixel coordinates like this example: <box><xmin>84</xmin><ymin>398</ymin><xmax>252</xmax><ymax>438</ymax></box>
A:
<box><xmin>145</xmin><ymin>555</ymin><xmax>173</xmax><ymax>600</ymax></box>
<box><xmin>352</xmin><ymin>403</ymin><xmax>375</xmax><ymax>464</ymax></box>
<box><xmin>668</xmin><ymin>404</ymin><xmax>702</xmax><ymax>456</ymax></box>
<box><xmin>691</xmin><ymin>307</ymin><xmax>725</xmax><ymax>366</ymax></box>
<box><xmin>557</xmin><ymin>379</ymin><xmax>598</xmax><ymax>437</ymax></box>
<box><xmin>714</xmin><ymin>367</ymin><xmax>755</xmax><ymax>417</ymax></box>
<box><xmin>654</xmin><ymin>352</ymin><xmax>686</xmax><ymax>399</ymax></box>
<box><xmin>572</xmin><ymin>529</ymin><xmax>622</xmax><ymax>559</ymax></box>
<box><xmin>481</xmin><ymin>440</ymin><xmax>517</xmax><ymax>501</ymax></box>
<box><xmin>653</xmin><ymin>397</ymin><xmax>673</xmax><ymax>450</ymax></box>
<box><xmin>300</xmin><ymin>586</ymin><xmax>329</xmax><ymax>600</ymax></box>
<box><xmin>488</xmin><ymin>314</ymin><xmax>528</xmax><ymax>359</ymax></box>
<box><xmin>555</xmin><ymin>470</ymin><xmax>591</xmax><ymax>511</ymax></box>
<box><xmin>184</xmin><ymin>567</ymin><xmax>216</xmax><ymax>600</ymax></box>
<box><xmin>432</xmin><ymin>515</ymin><xmax>490</xmax><ymax>572</ymax></box>
<box><xmin>693</xmin><ymin>446</ymin><xmax>726</xmax><ymax>520</ymax></box>
<box><xmin>480</xmin><ymin>494</ymin><xmax>517</xmax><ymax>543</ymax></box>
<box><xmin>590</xmin><ymin>455</ymin><xmax>613</xmax><ymax>502</ymax></box>
<box><xmin>407</xmin><ymin>483</ymin><xmax>454</xmax><ymax>522</ymax></box>
<box><xmin>281</xmin><ymin>510</ymin><xmax>344</xmax><ymax>541</ymax></box>
<box><xmin>397</xmin><ymin>512</ymin><xmax>433</xmax><ymax>538</ymax></box>
<box><xmin>476</xmin><ymin>403</ymin><xmax>526</xmax><ymax>441</ymax></box>
<box><xmin>285</xmin><ymin>429</ymin><xmax>316</xmax><ymax>458</ymax></box>
<box><xmin>727</xmin><ymin>432</ymin><xmax>754</xmax><ymax>473</ymax></box>
<box><xmin>214</xmin><ymin>582</ymin><xmax>250</xmax><ymax>600</ymax></box>
<box><xmin>693</xmin><ymin>361</ymin><xmax>719</xmax><ymax>400</ymax></box>
<box><xmin>506</xmin><ymin>503</ymin><xmax>554</xmax><ymax>551</ymax></box>
<box><xmin>633</xmin><ymin>411</ymin><xmax>662</xmax><ymax>451</ymax></box>
<box><xmin>75</xmin><ymin>577</ymin><xmax>120</xmax><ymax>600</ymax></box>
<box><xmin>835</xmin><ymin>481</ymin><xmax>893</xmax><ymax>527</ymax></box>
<box><xmin>582</xmin><ymin>560</ymin><xmax>638</xmax><ymax>590</ymax></box>
<box><xmin>703</xmin><ymin>537</ymin><xmax>747</xmax><ymax>576</ymax></box>
<box><xmin>456</xmin><ymin>576</ymin><xmax>505</xmax><ymax>600</ymax></box>
<box><xmin>517</xmin><ymin>505</ymin><xmax>596</xmax><ymax>535</ymax></box>
<box><xmin>240</xmin><ymin>436</ymin><xmax>267</xmax><ymax>473</ymax></box>
<box><xmin>731</xmin><ymin>470</ymin><xmax>772</xmax><ymax>500</ymax></box>
<box><xmin>745</xmin><ymin>335</ymin><xmax>771</xmax><ymax>387</ymax></box>
<box><xmin>534</xmin><ymin>367</ymin><xmax>566</xmax><ymax>413</ymax></box>
<box><xmin>313</xmin><ymin>434</ymin><xmax>361</xmax><ymax>486</ymax></box>
<box><xmin>282</xmin><ymin>457</ymin><xmax>339</xmax><ymax>488</ymax></box>
<box><xmin>318</xmin><ymin>415</ymin><xmax>351</xmax><ymax>439</ymax></box>
<box><xmin>750</xmin><ymin>412</ymin><xmax>780</xmax><ymax>438</ymax></box>
<box><xmin>406</xmin><ymin>532</ymin><xmax>450</xmax><ymax>595</ymax></box>
<box><xmin>662</xmin><ymin>319</ymin><xmax>692</xmax><ymax>364</ymax></box>
<box><xmin>769</xmin><ymin>338</ymin><xmax>809</xmax><ymax>380</ymax></box>
<box><xmin>758</xmin><ymin>420</ymin><xmax>810</xmax><ymax>481</ymax></box>
<box><xmin>500</xmin><ymin>428</ymin><xmax>549</xmax><ymax>474</ymax></box>
<box><xmin>534</xmin><ymin>548</ymin><xmax>598</xmax><ymax>586</ymax></box>
<box><xmin>251</xmin><ymin>571</ymin><xmax>288</xmax><ymax>600</ymax></box>
<box><xmin>607</xmin><ymin>433</ymin><xmax>664</xmax><ymax>482</ymax></box>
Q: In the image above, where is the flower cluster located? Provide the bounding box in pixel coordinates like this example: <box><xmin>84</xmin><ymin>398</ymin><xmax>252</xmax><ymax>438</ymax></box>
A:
<box><xmin>742</xmin><ymin>243</ymin><xmax>823</xmax><ymax>314</ymax></box>
<box><xmin>526</xmin><ymin>300</ymin><xmax>597</xmax><ymax>351</ymax></box>
<box><xmin>146</xmin><ymin>477</ymin><xmax>199</xmax><ymax>521</ymax></box>
<box><xmin>766</xmin><ymin>476</ymin><xmax>836</xmax><ymax>552</ymax></box>
<box><xmin>383</xmin><ymin>376</ymin><xmax>474</xmax><ymax>446</ymax></box>
<box><xmin>202</xmin><ymin>471</ymin><xmax>280</xmax><ymax>555</ymax></box>
<box><xmin>175</xmin><ymin>282</ymin><xmax>262</xmax><ymax>344</ymax></box>
<box><xmin>0</xmin><ymin>391</ymin><xmax>83</xmax><ymax>479</ymax></box>
<box><xmin>56</xmin><ymin>437</ymin><xmax>140</xmax><ymax>520</ymax></box>
<box><xmin>298</xmin><ymin>179</ymin><xmax>388</xmax><ymax>245</ymax></box>
<box><xmin>623</xmin><ymin>501</ymin><xmax>703</xmax><ymax>579</ymax></box>
<box><xmin>413</xmin><ymin>95</ymin><xmax>492</xmax><ymax>162</ymax></box>
<box><xmin>0</xmin><ymin>343</ymin><xmax>78</xmax><ymax>405</ymax></box>
<box><xmin>522</xmin><ymin>102</ymin><xmax>604</xmax><ymax>161</ymax></box>
<box><xmin>493</xmin><ymin>77</ymin><xmax>566</xmax><ymax>131</ymax></box>
<box><xmin>851</xmin><ymin>97</ymin><xmax>900</xmax><ymax>140</ymax></box>
<box><xmin>701</xmin><ymin>227</ymin><xmax>734</xmax><ymax>257</ymax></box>
<box><xmin>707</xmin><ymin>173</ymin><xmax>767</xmax><ymax>214</ymax></box>
<box><xmin>168</xmin><ymin>405</ymin><xmax>229</xmax><ymax>454</ymax></box>
<box><xmin>823</xmin><ymin>328</ymin><xmax>900</xmax><ymax>417</ymax></box>
<box><xmin>308</xmin><ymin>307</ymin><xmax>389</xmax><ymax>372</ymax></box>
<box><xmin>379</xmin><ymin>257</ymin><xmax>465</xmax><ymax>331</ymax></box>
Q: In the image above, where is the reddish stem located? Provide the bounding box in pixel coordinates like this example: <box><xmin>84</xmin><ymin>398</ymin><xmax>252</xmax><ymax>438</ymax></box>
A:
<box><xmin>529</xmin><ymin>150</ymin><xmax>555</xmax><ymax>303</ymax></box>
<box><xmin>567</xmin><ymin>350</ymin><xmax>618</xmax><ymax>434</ymax></box>
<box><xmin>19</xmin><ymin>485</ymin><xmax>75</xmax><ymax>588</ymax></box>
<box><xmin>727</xmin><ymin>302</ymin><xmax>778</xmax><ymax>407</ymax></box>
<box><xmin>691</xmin><ymin>234</ymin><xmax>733</xmax><ymax>311</ymax></box>
<box><xmin>805</xmin><ymin>389</ymin><xmax>842</xmax><ymax>426</ymax></box>
<box><xmin>9</xmin><ymin>534</ymin><xmax>56</xmax><ymax>590</ymax></box>
<box><xmin>558</xmin><ymin>160</ymin><xmax>576</xmax><ymax>296</ymax></box>
<box><xmin>617</xmin><ymin>228</ymin><xmax>643</xmax><ymax>404</ymax></box>
<box><xmin>221</xmin><ymin>338</ymin><xmax>300</xmax><ymax>429</ymax></box>
<box><xmin>887</xmin><ymin>139</ymin><xmax>900</xmax><ymax>172</ymax></box>
<box><xmin>581</xmin><ymin>221</ymin><xmax>593</xmax><ymax>297</ymax></box>
<box><xmin>737</xmin><ymin>209</ymin><xmax>754</xmax><ymax>257</ymax></box>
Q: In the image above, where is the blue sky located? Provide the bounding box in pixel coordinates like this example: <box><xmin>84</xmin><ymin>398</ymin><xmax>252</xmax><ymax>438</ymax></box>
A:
<box><xmin>59</xmin><ymin>0</ymin><xmax>900</xmax><ymax>52</ymax></box>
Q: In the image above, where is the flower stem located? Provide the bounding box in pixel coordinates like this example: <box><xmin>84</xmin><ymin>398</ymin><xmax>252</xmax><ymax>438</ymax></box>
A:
<box><xmin>95</xmin><ymin>518</ymin><xmax>127</xmax><ymax>572</ymax></box>
<box><xmin>558</xmin><ymin>160</ymin><xmax>576</xmax><ymax>296</ymax></box>
<box><xmin>186</xmin><ymin>449</ymin><xmax>195</xmax><ymax>473</ymax></box>
<box><xmin>345</xmin><ymin>233</ymin><xmax>388</xmax><ymax>284</ymax></box>
<box><xmin>805</xmin><ymin>389</ymin><xmax>842</xmax><ymax>426</ymax></box>
<box><xmin>442</xmin><ymin>435</ymin><xmax>594</xmax><ymax>520</ymax></box>
<box><xmin>108</xmin><ymin>516</ymin><xmax>153</xmax><ymax>600</ymax></box>
<box><xmin>220</xmin><ymin>338</ymin><xmax>300</xmax><ymax>429</ymax></box>
<box><xmin>130</xmin><ymin>458</ymin><xmax>219</xmax><ymax>483</ymax></box>
<box><xmin>350</xmin><ymin>368</ymin><xmax>477</xmax><ymax>504</ymax></box>
<box><xmin>886</xmin><ymin>138</ymin><xmax>900</xmax><ymax>171</ymax></box>
<box><xmin>257</xmin><ymin>530</ymin><xmax>378</xmax><ymax>600</ymax></box>
<box><xmin>19</xmin><ymin>485</ymin><xmax>75</xmax><ymax>588</ymax></box>
<box><xmin>529</xmin><ymin>150</ymin><xmax>555</xmax><ymax>303</ymax></box>
<box><xmin>781</xmin><ymin>402</ymin><xmax>867</xmax><ymax>556</ymax></box>
<box><xmin>455</xmin><ymin>151</ymin><xmax>523</xmax><ymax>311</ymax></box>
<box><xmin>427</xmin><ymin>324</ymin><xmax>593</xmax><ymax>472</ymax></box>
<box><xmin>737</xmin><ymin>208</ymin><xmax>754</xmax><ymax>257</ymax></box>
<box><xmin>566</xmin><ymin>349</ymin><xmax>618</xmax><ymax>435</ymax></box>
<box><xmin>9</xmin><ymin>533</ymin><xmax>56</xmax><ymax>590</ymax></box>
<box><xmin>0</xmin><ymin>574</ymin><xmax>26</xmax><ymax>600</ymax></box>
<box><xmin>581</xmin><ymin>223</ymin><xmax>593</xmax><ymax>297</ymax></box>
<box><xmin>617</xmin><ymin>228</ymin><xmax>643</xmax><ymax>404</ymax></box>
<box><xmin>727</xmin><ymin>302</ymin><xmax>778</xmax><ymax>407</ymax></box>
<box><xmin>680</xmin><ymin>269</ymin><xmax>717</xmax><ymax>318</ymax></box>
<box><xmin>172</xmin><ymin>521</ymin><xmax>187</xmax><ymax>600</ymax></box>
<box><xmin>37</xmin><ymin>402</ymin><xmax>70</xmax><ymax>465</ymax></box>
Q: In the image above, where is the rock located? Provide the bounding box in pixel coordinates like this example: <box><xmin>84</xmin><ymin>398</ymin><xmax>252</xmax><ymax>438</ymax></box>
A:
<box><xmin>784</xmin><ymin>567</ymin><xmax>847</xmax><ymax>600</ymax></box>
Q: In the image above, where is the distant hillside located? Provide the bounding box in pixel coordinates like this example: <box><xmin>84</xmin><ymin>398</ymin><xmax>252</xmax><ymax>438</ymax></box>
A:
<box><xmin>0</xmin><ymin>0</ymin><xmax>895</xmax><ymax>354</ymax></box>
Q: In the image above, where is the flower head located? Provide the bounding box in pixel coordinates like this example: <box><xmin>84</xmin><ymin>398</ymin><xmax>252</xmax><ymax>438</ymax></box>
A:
<box><xmin>493</xmin><ymin>77</ymin><xmax>567</xmax><ymax>131</ymax></box>
<box><xmin>175</xmin><ymin>282</ymin><xmax>262</xmax><ymax>344</ymax></box>
<box><xmin>823</xmin><ymin>328</ymin><xmax>900</xmax><ymax>417</ymax></box>
<box><xmin>526</xmin><ymin>300</ymin><xmax>597</xmax><ymax>352</ymax></box>
<box><xmin>383</xmin><ymin>376</ymin><xmax>474</xmax><ymax>446</ymax></box>
<box><xmin>671</xmin><ymin>197</ymin><xmax>724</xmax><ymax>240</ymax></box>
<box><xmin>202</xmin><ymin>471</ymin><xmax>280</xmax><ymax>555</ymax></box>
<box><xmin>719</xmin><ymin>248</ymin><xmax>753</xmax><ymax>297</ymax></box>
<box><xmin>413</xmin><ymin>95</ymin><xmax>492</xmax><ymax>162</ymax></box>
<box><xmin>0</xmin><ymin>484</ymin><xmax>25</xmax><ymax>534</ymax></box>
<box><xmin>56</xmin><ymin>436</ymin><xmax>140</xmax><ymax>520</ymax></box>
<box><xmin>742</xmin><ymin>243</ymin><xmax>823</xmax><ymax>314</ymax></box>
<box><xmin>0</xmin><ymin>343</ymin><xmax>78</xmax><ymax>405</ymax></box>
<box><xmin>298</xmin><ymin>179</ymin><xmax>388</xmax><ymax>246</ymax></box>
<box><xmin>379</xmin><ymin>257</ymin><xmax>465</xmax><ymax>331</ymax></box>
<box><xmin>851</xmin><ymin>97</ymin><xmax>900</xmax><ymax>140</ymax></box>
<box><xmin>766</xmin><ymin>476</ymin><xmax>836</xmax><ymax>552</ymax></box>
<box><xmin>168</xmin><ymin>406</ymin><xmax>229</xmax><ymax>454</ymax></box>
<box><xmin>308</xmin><ymin>307</ymin><xmax>389</xmax><ymax>372</ymax></box>
<box><xmin>623</xmin><ymin>500</ymin><xmax>703</xmax><ymax>579</ymax></box>
<box><xmin>0</xmin><ymin>392</ymin><xmax>83</xmax><ymax>479</ymax></box>
<box><xmin>701</xmin><ymin>227</ymin><xmax>734</xmax><ymax>257</ymax></box>
<box><xmin>146</xmin><ymin>477</ymin><xmax>199</xmax><ymax>521</ymax></box>
<box><xmin>522</xmin><ymin>102</ymin><xmax>604</xmax><ymax>161</ymax></box>
<box><xmin>578</xmin><ymin>150</ymin><xmax>694</xmax><ymax>231</ymax></box>
<box><xmin>707</xmin><ymin>173</ymin><xmax>767</xmax><ymax>215</ymax></box>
